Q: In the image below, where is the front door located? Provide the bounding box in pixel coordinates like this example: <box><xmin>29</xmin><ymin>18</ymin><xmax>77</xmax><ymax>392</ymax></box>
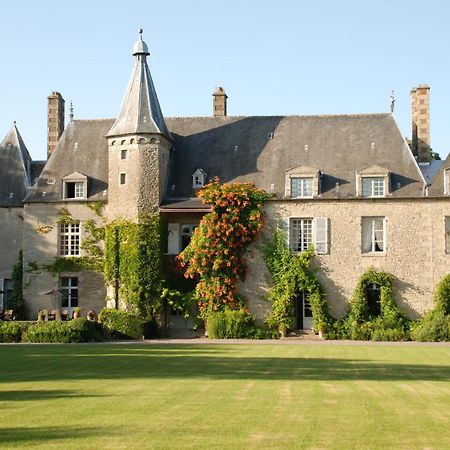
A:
<box><xmin>295</xmin><ymin>291</ymin><xmax>313</xmax><ymax>330</ymax></box>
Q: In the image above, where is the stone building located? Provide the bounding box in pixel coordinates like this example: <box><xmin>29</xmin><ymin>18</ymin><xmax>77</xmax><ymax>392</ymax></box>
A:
<box><xmin>0</xmin><ymin>31</ymin><xmax>449</xmax><ymax>328</ymax></box>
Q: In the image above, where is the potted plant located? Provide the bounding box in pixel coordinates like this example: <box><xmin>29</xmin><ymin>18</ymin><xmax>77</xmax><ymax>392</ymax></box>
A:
<box><xmin>73</xmin><ymin>307</ymin><xmax>81</xmax><ymax>319</ymax></box>
<box><xmin>37</xmin><ymin>310</ymin><xmax>46</xmax><ymax>321</ymax></box>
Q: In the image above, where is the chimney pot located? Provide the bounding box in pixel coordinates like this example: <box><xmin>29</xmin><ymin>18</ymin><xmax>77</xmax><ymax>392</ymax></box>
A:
<box><xmin>410</xmin><ymin>85</ymin><xmax>430</xmax><ymax>163</ymax></box>
<box><xmin>47</xmin><ymin>92</ymin><xmax>65</xmax><ymax>159</ymax></box>
<box><xmin>212</xmin><ymin>87</ymin><xmax>228</xmax><ymax>117</ymax></box>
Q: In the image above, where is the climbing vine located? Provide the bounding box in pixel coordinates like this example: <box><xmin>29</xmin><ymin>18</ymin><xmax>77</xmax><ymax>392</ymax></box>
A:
<box><xmin>264</xmin><ymin>229</ymin><xmax>329</xmax><ymax>333</ymax></box>
<box><xmin>9</xmin><ymin>251</ymin><xmax>26</xmax><ymax>319</ymax></box>
<box><xmin>178</xmin><ymin>180</ymin><xmax>271</xmax><ymax>319</ymax></box>
<box><xmin>104</xmin><ymin>215</ymin><xmax>163</xmax><ymax>319</ymax></box>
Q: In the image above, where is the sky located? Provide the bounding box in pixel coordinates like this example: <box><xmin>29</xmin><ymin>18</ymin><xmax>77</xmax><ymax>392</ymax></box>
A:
<box><xmin>0</xmin><ymin>0</ymin><xmax>450</xmax><ymax>161</ymax></box>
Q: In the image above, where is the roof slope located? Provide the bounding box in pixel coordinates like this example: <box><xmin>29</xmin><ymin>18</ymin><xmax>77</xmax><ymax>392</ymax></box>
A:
<box><xmin>428</xmin><ymin>153</ymin><xmax>450</xmax><ymax>196</ymax></box>
<box><xmin>165</xmin><ymin>114</ymin><xmax>425</xmax><ymax>200</ymax></box>
<box><xmin>25</xmin><ymin>119</ymin><xmax>112</xmax><ymax>202</ymax></box>
<box><xmin>0</xmin><ymin>124</ymin><xmax>32</xmax><ymax>206</ymax></box>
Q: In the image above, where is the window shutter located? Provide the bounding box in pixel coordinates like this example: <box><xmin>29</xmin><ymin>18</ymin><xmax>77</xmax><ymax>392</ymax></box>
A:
<box><xmin>167</xmin><ymin>223</ymin><xmax>181</xmax><ymax>254</ymax></box>
<box><xmin>277</xmin><ymin>218</ymin><xmax>290</xmax><ymax>248</ymax></box>
<box><xmin>314</xmin><ymin>217</ymin><xmax>328</xmax><ymax>254</ymax></box>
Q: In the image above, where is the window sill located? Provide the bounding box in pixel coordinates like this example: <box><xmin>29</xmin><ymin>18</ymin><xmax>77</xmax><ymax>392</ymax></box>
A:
<box><xmin>361</xmin><ymin>252</ymin><xmax>386</xmax><ymax>257</ymax></box>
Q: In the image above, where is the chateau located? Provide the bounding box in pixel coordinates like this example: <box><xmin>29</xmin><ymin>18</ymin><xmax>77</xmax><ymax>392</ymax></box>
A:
<box><xmin>1</xmin><ymin>31</ymin><xmax>449</xmax><ymax>329</ymax></box>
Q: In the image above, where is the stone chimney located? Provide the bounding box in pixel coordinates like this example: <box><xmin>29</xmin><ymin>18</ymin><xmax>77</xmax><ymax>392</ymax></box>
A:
<box><xmin>410</xmin><ymin>84</ymin><xmax>430</xmax><ymax>162</ymax></box>
<box><xmin>212</xmin><ymin>87</ymin><xmax>227</xmax><ymax>117</ymax></box>
<box><xmin>47</xmin><ymin>92</ymin><xmax>65</xmax><ymax>158</ymax></box>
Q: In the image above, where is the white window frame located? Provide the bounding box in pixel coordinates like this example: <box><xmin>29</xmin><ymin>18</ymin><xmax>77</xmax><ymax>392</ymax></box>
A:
<box><xmin>290</xmin><ymin>177</ymin><xmax>314</xmax><ymax>198</ymax></box>
<box><xmin>192</xmin><ymin>169</ymin><xmax>206</xmax><ymax>189</ymax></box>
<box><xmin>445</xmin><ymin>216</ymin><xmax>450</xmax><ymax>254</ymax></box>
<box><xmin>63</xmin><ymin>181</ymin><xmax>85</xmax><ymax>199</ymax></box>
<box><xmin>60</xmin><ymin>222</ymin><xmax>81</xmax><ymax>256</ymax></box>
<box><xmin>361</xmin><ymin>176</ymin><xmax>385</xmax><ymax>198</ymax></box>
<box><xmin>288</xmin><ymin>217</ymin><xmax>328</xmax><ymax>254</ymax></box>
<box><xmin>361</xmin><ymin>217</ymin><xmax>386</xmax><ymax>254</ymax></box>
<box><xmin>60</xmin><ymin>277</ymin><xmax>79</xmax><ymax>308</ymax></box>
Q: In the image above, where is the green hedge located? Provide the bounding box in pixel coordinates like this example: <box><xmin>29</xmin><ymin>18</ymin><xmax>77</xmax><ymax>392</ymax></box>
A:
<box><xmin>207</xmin><ymin>309</ymin><xmax>271</xmax><ymax>339</ymax></box>
<box><xmin>99</xmin><ymin>309</ymin><xmax>145</xmax><ymax>340</ymax></box>
<box><xmin>22</xmin><ymin>319</ymin><xmax>103</xmax><ymax>343</ymax></box>
<box><xmin>0</xmin><ymin>321</ymin><xmax>33</xmax><ymax>343</ymax></box>
<box><xmin>411</xmin><ymin>310</ymin><xmax>450</xmax><ymax>342</ymax></box>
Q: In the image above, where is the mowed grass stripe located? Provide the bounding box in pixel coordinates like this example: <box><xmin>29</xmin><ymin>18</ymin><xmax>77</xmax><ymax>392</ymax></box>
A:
<box><xmin>0</xmin><ymin>343</ymin><xmax>448</xmax><ymax>449</ymax></box>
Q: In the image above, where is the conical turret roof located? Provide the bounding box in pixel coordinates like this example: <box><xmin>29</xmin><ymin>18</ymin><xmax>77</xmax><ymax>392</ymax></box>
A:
<box><xmin>107</xmin><ymin>30</ymin><xmax>171</xmax><ymax>140</ymax></box>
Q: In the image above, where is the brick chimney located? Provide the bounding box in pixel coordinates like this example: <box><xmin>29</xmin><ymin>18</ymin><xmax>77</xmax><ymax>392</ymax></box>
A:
<box><xmin>212</xmin><ymin>87</ymin><xmax>227</xmax><ymax>117</ymax></box>
<box><xmin>47</xmin><ymin>92</ymin><xmax>65</xmax><ymax>158</ymax></box>
<box><xmin>410</xmin><ymin>85</ymin><xmax>430</xmax><ymax>162</ymax></box>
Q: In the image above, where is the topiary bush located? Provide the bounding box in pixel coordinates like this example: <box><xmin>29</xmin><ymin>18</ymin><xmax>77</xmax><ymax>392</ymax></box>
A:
<box><xmin>411</xmin><ymin>310</ymin><xmax>450</xmax><ymax>342</ymax></box>
<box><xmin>434</xmin><ymin>274</ymin><xmax>450</xmax><ymax>314</ymax></box>
<box><xmin>99</xmin><ymin>308</ymin><xmax>145</xmax><ymax>340</ymax></box>
<box><xmin>206</xmin><ymin>309</ymin><xmax>270</xmax><ymax>339</ymax></box>
<box><xmin>22</xmin><ymin>319</ymin><xmax>103</xmax><ymax>343</ymax></box>
<box><xmin>0</xmin><ymin>321</ymin><xmax>32</xmax><ymax>343</ymax></box>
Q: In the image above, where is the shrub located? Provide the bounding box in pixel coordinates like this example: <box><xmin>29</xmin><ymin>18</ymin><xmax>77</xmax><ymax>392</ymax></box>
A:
<box><xmin>207</xmin><ymin>309</ymin><xmax>269</xmax><ymax>339</ymax></box>
<box><xmin>434</xmin><ymin>274</ymin><xmax>450</xmax><ymax>314</ymax></box>
<box><xmin>22</xmin><ymin>319</ymin><xmax>103</xmax><ymax>343</ymax></box>
<box><xmin>99</xmin><ymin>308</ymin><xmax>145</xmax><ymax>340</ymax></box>
<box><xmin>411</xmin><ymin>310</ymin><xmax>450</xmax><ymax>342</ymax></box>
<box><xmin>0</xmin><ymin>321</ymin><xmax>32</xmax><ymax>343</ymax></box>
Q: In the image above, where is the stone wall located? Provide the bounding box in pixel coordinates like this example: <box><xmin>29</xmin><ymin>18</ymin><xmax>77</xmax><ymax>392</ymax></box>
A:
<box><xmin>241</xmin><ymin>198</ymin><xmax>450</xmax><ymax>321</ymax></box>
<box><xmin>23</xmin><ymin>202</ymin><xmax>105</xmax><ymax>319</ymax></box>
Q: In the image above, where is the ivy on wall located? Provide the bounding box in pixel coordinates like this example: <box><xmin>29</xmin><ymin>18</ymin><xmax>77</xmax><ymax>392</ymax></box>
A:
<box><xmin>177</xmin><ymin>180</ymin><xmax>271</xmax><ymax>319</ymax></box>
<box><xmin>104</xmin><ymin>215</ymin><xmax>163</xmax><ymax>320</ymax></box>
<box><xmin>9</xmin><ymin>251</ymin><xmax>26</xmax><ymax>319</ymax></box>
<box><xmin>264</xmin><ymin>229</ymin><xmax>329</xmax><ymax>333</ymax></box>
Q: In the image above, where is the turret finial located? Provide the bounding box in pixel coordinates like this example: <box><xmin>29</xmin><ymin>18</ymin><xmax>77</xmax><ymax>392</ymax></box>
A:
<box><xmin>133</xmin><ymin>28</ymin><xmax>150</xmax><ymax>56</ymax></box>
<box><xmin>69</xmin><ymin>101</ymin><xmax>74</xmax><ymax>121</ymax></box>
<box><xmin>390</xmin><ymin>90</ymin><xmax>395</xmax><ymax>113</ymax></box>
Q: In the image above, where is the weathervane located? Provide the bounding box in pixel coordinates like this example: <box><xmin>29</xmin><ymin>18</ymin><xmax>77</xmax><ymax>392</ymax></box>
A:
<box><xmin>390</xmin><ymin>90</ymin><xmax>395</xmax><ymax>113</ymax></box>
<box><xmin>69</xmin><ymin>101</ymin><xmax>74</xmax><ymax>122</ymax></box>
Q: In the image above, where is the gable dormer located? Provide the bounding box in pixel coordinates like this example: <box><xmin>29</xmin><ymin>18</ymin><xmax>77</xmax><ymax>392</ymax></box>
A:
<box><xmin>192</xmin><ymin>168</ymin><xmax>207</xmax><ymax>189</ymax></box>
<box><xmin>285</xmin><ymin>165</ymin><xmax>321</xmax><ymax>198</ymax></box>
<box><xmin>356</xmin><ymin>165</ymin><xmax>390</xmax><ymax>197</ymax></box>
<box><xmin>62</xmin><ymin>171</ymin><xmax>88</xmax><ymax>199</ymax></box>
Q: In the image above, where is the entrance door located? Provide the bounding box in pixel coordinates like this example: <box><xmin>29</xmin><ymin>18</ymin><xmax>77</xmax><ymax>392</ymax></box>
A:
<box><xmin>295</xmin><ymin>291</ymin><xmax>313</xmax><ymax>330</ymax></box>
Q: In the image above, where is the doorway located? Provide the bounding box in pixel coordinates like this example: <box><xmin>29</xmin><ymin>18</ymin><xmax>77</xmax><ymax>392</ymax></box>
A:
<box><xmin>294</xmin><ymin>291</ymin><xmax>313</xmax><ymax>330</ymax></box>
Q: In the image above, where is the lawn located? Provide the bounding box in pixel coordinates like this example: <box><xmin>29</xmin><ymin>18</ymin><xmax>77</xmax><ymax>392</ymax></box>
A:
<box><xmin>0</xmin><ymin>342</ymin><xmax>449</xmax><ymax>449</ymax></box>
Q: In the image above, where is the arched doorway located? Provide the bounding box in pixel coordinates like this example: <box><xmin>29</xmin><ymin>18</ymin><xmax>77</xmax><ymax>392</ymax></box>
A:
<box><xmin>294</xmin><ymin>291</ymin><xmax>313</xmax><ymax>330</ymax></box>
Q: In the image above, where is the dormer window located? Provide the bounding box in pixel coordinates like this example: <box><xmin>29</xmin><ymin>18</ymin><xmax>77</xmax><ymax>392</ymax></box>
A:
<box><xmin>291</xmin><ymin>177</ymin><xmax>313</xmax><ymax>198</ymax></box>
<box><xmin>356</xmin><ymin>165</ymin><xmax>390</xmax><ymax>198</ymax></box>
<box><xmin>285</xmin><ymin>165</ymin><xmax>320</xmax><ymax>198</ymax></box>
<box><xmin>62</xmin><ymin>172</ymin><xmax>88</xmax><ymax>200</ymax></box>
<box><xmin>362</xmin><ymin>177</ymin><xmax>385</xmax><ymax>197</ymax></box>
<box><xmin>193</xmin><ymin>169</ymin><xmax>207</xmax><ymax>189</ymax></box>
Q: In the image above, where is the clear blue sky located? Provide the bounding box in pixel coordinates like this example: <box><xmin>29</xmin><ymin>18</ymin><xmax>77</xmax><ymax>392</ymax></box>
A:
<box><xmin>1</xmin><ymin>0</ymin><xmax>449</xmax><ymax>160</ymax></box>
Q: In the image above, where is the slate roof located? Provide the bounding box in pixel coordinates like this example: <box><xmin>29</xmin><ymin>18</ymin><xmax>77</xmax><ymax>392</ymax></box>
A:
<box><xmin>428</xmin><ymin>152</ymin><xmax>450</xmax><ymax>196</ymax></box>
<box><xmin>24</xmin><ymin>113</ymin><xmax>430</xmax><ymax>205</ymax></box>
<box><xmin>0</xmin><ymin>124</ymin><xmax>33</xmax><ymax>206</ymax></box>
<box><xmin>106</xmin><ymin>32</ymin><xmax>171</xmax><ymax>140</ymax></box>
<box><xmin>165</xmin><ymin>113</ymin><xmax>426</xmax><ymax>201</ymax></box>
<box><xmin>24</xmin><ymin>119</ymin><xmax>111</xmax><ymax>202</ymax></box>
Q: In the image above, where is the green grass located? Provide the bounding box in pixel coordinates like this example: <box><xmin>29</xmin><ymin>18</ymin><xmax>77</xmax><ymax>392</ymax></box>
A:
<box><xmin>0</xmin><ymin>343</ymin><xmax>449</xmax><ymax>449</ymax></box>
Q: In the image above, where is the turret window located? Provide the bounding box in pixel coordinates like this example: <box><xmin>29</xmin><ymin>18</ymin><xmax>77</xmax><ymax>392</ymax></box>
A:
<box><xmin>121</xmin><ymin>149</ymin><xmax>128</xmax><ymax>160</ymax></box>
<box><xmin>120</xmin><ymin>173</ymin><xmax>127</xmax><ymax>185</ymax></box>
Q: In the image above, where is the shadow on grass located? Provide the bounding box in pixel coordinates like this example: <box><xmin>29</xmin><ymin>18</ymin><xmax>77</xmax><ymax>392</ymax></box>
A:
<box><xmin>0</xmin><ymin>426</ymin><xmax>104</xmax><ymax>444</ymax></box>
<box><xmin>0</xmin><ymin>345</ymin><xmax>449</xmax><ymax>383</ymax></box>
<box><xmin>0</xmin><ymin>390</ymin><xmax>106</xmax><ymax>402</ymax></box>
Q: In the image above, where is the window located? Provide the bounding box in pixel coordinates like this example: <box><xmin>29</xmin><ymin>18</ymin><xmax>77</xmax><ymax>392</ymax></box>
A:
<box><xmin>120</xmin><ymin>173</ymin><xmax>126</xmax><ymax>185</ymax></box>
<box><xmin>291</xmin><ymin>219</ymin><xmax>313</xmax><ymax>252</ymax></box>
<box><xmin>1</xmin><ymin>279</ymin><xmax>14</xmax><ymax>308</ymax></box>
<box><xmin>60</xmin><ymin>222</ymin><xmax>81</xmax><ymax>256</ymax></box>
<box><xmin>181</xmin><ymin>224</ymin><xmax>197</xmax><ymax>250</ymax></box>
<box><xmin>192</xmin><ymin>169</ymin><xmax>206</xmax><ymax>189</ymax></box>
<box><xmin>291</xmin><ymin>177</ymin><xmax>313</xmax><ymax>198</ymax></box>
<box><xmin>61</xmin><ymin>277</ymin><xmax>78</xmax><ymax>308</ymax></box>
<box><xmin>362</xmin><ymin>177</ymin><xmax>384</xmax><ymax>197</ymax></box>
<box><xmin>362</xmin><ymin>217</ymin><xmax>385</xmax><ymax>253</ymax></box>
<box><xmin>446</xmin><ymin>217</ymin><xmax>450</xmax><ymax>253</ymax></box>
<box><xmin>121</xmin><ymin>149</ymin><xmax>128</xmax><ymax>160</ymax></box>
<box><xmin>65</xmin><ymin>181</ymin><xmax>85</xmax><ymax>199</ymax></box>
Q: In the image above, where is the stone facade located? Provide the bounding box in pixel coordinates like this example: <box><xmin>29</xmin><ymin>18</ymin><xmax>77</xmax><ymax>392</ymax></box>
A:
<box><xmin>22</xmin><ymin>202</ymin><xmax>105</xmax><ymax>318</ymax></box>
